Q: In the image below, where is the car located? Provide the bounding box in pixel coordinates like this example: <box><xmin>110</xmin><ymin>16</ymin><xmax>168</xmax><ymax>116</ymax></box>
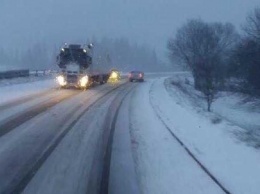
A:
<box><xmin>128</xmin><ymin>71</ymin><xmax>144</xmax><ymax>82</ymax></box>
<box><xmin>108</xmin><ymin>69</ymin><xmax>121</xmax><ymax>82</ymax></box>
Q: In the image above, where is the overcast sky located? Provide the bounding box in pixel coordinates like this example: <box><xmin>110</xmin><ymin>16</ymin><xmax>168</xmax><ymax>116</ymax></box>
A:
<box><xmin>0</xmin><ymin>0</ymin><xmax>259</xmax><ymax>58</ymax></box>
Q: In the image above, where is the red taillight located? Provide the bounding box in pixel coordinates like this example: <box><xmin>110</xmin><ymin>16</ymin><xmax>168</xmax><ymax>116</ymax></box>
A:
<box><xmin>139</xmin><ymin>73</ymin><xmax>143</xmax><ymax>78</ymax></box>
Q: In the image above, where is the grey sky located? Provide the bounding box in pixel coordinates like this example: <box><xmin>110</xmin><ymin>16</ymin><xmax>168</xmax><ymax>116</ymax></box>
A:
<box><xmin>0</xmin><ymin>0</ymin><xmax>259</xmax><ymax>57</ymax></box>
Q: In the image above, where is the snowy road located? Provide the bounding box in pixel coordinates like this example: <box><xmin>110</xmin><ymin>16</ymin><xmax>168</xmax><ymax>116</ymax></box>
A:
<box><xmin>110</xmin><ymin>77</ymin><xmax>225</xmax><ymax>194</ymax></box>
<box><xmin>0</xmin><ymin>79</ymin><xmax>136</xmax><ymax>194</ymax></box>
<box><xmin>0</xmin><ymin>73</ymin><xmax>259</xmax><ymax>194</ymax></box>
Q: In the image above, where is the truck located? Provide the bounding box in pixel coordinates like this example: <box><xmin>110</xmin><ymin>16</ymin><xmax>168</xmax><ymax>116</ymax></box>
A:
<box><xmin>56</xmin><ymin>44</ymin><xmax>111</xmax><ymax>89</ymax></box>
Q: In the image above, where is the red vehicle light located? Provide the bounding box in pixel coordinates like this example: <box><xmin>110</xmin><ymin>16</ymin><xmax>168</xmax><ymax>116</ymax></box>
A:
<box><xmin>139</xmin><ymin>73</ymin><xmax>143</xmax><ymax>78</ymax></box>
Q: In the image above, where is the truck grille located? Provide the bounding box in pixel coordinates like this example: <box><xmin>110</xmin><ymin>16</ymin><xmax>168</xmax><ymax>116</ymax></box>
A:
<box><xmin>67</xmin><ymin>75</ymin><xmax>78</xmax><ymax>83</ymax></box>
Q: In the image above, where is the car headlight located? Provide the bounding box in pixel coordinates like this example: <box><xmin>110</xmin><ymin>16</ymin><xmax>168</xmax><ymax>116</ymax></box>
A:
<box><xmin>110</xmin><ymin>71</ymin><xmax>120</xmax><ymax>80</ymax></box>
<box><xmin>56</xmin><ymin>75</ymin><xmax>67</xmax><ymax>86</ymax></box>
<box><xmin>111</xmin><ymin>72</ymin><xmax>118</xmax><ymax>79</ymax></box>
<box><xmin>80</xmin><ymin>75</ymin><xmax>89</xmax><ymax>87</ymax></box>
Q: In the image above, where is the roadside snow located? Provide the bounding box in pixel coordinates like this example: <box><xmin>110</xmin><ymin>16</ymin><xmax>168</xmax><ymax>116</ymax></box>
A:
<box><xmin>167</xmin><ymin>75</ymin><xmax>260</xmax><ymax>148</ymax></box>
<box><xmin>129</xmin><ymin>78</ymin><xmax>223</xmax><ymax>194</ymax></box>
<box><xmin>0</xmin><ymin>79</ymin><xmax>58</xmax><ymax>105</ymax></box>
<box><xmin>150</xmin><ymin>77</ymin><xmax>260</xmax><ymax>194</ymax></box>
<box><xmin>0</xmin><ymin>75</ymin><xmax>54</xmax><ymax>87</ymax></box>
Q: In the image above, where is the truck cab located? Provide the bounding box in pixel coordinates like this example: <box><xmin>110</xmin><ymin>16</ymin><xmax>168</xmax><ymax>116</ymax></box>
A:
<box><xmin>56</xmin><ymin>44</ymin><xmax>110</xmax><ymax>89</ymax></box>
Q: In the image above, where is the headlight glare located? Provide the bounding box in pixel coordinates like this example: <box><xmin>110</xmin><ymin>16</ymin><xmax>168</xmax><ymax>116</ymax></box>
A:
<box><xmin>56</xmin><ymin>75</ymin><xmax>67</xmax><ymax>86</ymax></box>
<box><xmin>80</xmin><ymin>76</ymin><xmax>89</xmax><ymax>87</ymax></box>
<box><xmin>110</xmin><ymin>71</ymin><xmax>118</xmax><ymax>79</ymax></box>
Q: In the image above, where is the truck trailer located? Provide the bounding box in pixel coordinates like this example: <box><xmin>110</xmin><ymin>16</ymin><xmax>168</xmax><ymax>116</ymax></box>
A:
<box><xmin>56</xmin><ymin>44</ymin><xmax>111</xmax><ymax>89</ymax></box>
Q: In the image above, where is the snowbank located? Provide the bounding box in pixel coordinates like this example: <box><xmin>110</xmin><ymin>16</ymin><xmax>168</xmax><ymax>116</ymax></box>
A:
<box><xmin>150</xmin><ymin>77</ymin><xmax>260</xmax><ymax>194</ymax></box>
<box><xmin>167</xmin><ymin>75</ymin><xmax>260</xmax><ymax>148</ymax></box>
<box><xmin>129</xmin><ymin>78</ymin><xmax>223</xmax><ymax>194</ymax></box>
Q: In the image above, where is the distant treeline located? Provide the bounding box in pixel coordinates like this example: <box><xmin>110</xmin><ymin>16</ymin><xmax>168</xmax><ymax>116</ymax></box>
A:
<box><xmin>0</xmin><ymin>37</ymin><xmax>167</xmax><ymax>72</ymax></box>
<box><xmin>0</xmin><ymin>43</ymin><xmax>55</xmax><ymax>71</ymax></box>
<box><xmin>92</xmin><ymin>37</ymin><xmax>164</xmax><ymax>72</ymax></box>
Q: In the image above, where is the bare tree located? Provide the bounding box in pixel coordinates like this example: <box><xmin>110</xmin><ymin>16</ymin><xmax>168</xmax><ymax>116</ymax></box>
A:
<box><xmin>168</xmin><ymin>19</ymin><xmax>238</xmax><ymax>111</ymax></box>
<box><xmin>230</xmin><ymin>7</ymin><xmax>260</xmax><ymax>95</ymax></box>
<box><xmin>243</xmin><ymin>7</ymin><xmax>260</xmax><ymax>42</ymax></box>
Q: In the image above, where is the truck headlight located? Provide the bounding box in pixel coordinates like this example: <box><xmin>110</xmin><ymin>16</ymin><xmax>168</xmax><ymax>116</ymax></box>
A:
<box><xmin>56</xmin><ymin>75</ymin><xmax>67</xmax><ymax>86</ymax></box>
<box><xmin>80</xmin><ymin>76</ymin><xmax>89</xmax><ymax>87</ymax></box>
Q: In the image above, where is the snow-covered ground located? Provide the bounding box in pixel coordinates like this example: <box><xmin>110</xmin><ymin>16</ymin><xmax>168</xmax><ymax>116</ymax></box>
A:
<box><xmin>0</xmin><ymin>78</ymin><xmax>58</xmax><ymax>105</ymax></box>
<box><xmin>1</xmin><ymin>72</ymin><xmax>260</xmax><ymax>194</ymax></box>
<box><xmin>129</xmin><ymin>78</ymin><xmax>224</xmax><ymax>194</ymax></box>
<box><xmin>129</xmin><ymin>76</ymin><xmax>260</xmax><ymax>194</ymax></box>
<box><xmin>109</xmin><ymin>73</ymin><xmax>260</xmax><ymax>194</ymax></box>
<box><xmin>0</xmin><ymin>75</ymin><xmax>54</xmax><ymax>87</ymax></box>
<box><xmin>167</xmin><ymin>74</ymin><xmax>260</xmax><ymax>148</ymax></box>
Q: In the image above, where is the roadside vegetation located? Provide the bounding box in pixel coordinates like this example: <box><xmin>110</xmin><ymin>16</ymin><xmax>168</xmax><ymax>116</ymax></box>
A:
<box><xmin>168</xmin><ymin>7</ymin><xmax>260</xmax><ymax>111</ymax></box>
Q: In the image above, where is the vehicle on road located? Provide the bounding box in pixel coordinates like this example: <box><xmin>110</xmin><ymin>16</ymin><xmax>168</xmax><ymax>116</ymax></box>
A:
<box><xmin>56</xmin><ymin>44</ymin><xmax>111</xmax><ymax>89</ymax></box>
<box><xmin>108</xmin><ymin>69</ymin><xmax>121</xmax><ymax>82</ymax></box>
<box><xmin>128</xmin><ymin>71</ymin><xmax>144</xmax><ymax>82</ymax></box>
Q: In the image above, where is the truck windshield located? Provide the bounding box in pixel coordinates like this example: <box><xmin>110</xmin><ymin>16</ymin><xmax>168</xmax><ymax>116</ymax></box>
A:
<box><xmin>61</xmin><ymin>49</ymin><xmax>86</xmax><ymax>62</ymax></box>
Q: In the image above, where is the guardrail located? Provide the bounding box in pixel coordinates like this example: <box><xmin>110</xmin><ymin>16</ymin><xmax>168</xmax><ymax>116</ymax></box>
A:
<box><xmin>0</xmin><ymin>70</ymin><xmax>29</xmax><ymax>79</ymax></box>
<box><xmin>29</xmin><ymin>70</ymin><xmax>57</xmax><ymax>77</ymax></box>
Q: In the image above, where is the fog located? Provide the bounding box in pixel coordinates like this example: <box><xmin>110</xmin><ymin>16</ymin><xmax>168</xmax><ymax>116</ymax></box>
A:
<box><xmin>0</xmin><ymin>0</ymin><xmax>259</xmax><ymax>70</ymax></box>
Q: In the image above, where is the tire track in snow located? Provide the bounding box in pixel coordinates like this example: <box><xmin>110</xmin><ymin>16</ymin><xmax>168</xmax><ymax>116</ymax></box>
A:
<box><xmin>148</xmin><ymin>79</ymin><xmax>232</xmax><ymax>194</ymax></box>
<box><xmin>0</xmin><ymin>89</ymin><xmax>55</xmax><ymax>112</ymax></box>
<box><xmin>99</xmin><ymin>83</ymin><xmax>138</xmax><ymax>194</ymax></box>
<box><xmin>0</xmin><ymin>90</ymin><xmax>80</xmax><ymax>137</ymax></box>
<box><xmin>9</xmin><ymin>82</ymin><xmax>128</xmax><ymax>194</ymax></box>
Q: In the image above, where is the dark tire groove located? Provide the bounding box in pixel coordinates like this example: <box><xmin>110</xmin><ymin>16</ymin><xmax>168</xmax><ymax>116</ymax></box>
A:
<box><xmin>9</xmin><ymin>82</ymin><xmax>127</xmax><ymax>194</ymax></box>
<box><xmin>0</xmin><ymin>89</ymin><xmax>55</xmax><ymax>112</ymax></box>
<box><xmin>99</xmin><ymin>84</ymin><xmax>137</xmax><ymax>194</ymax></box>
<box><xmin>0</xmin><ymin>90</ymin><xmax>79</xmax><ymax>137</ymax></box>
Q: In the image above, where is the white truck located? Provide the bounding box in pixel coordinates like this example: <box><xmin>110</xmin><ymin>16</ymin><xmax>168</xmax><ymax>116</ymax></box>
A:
<box><xmin>56</xmin><ymin>44</ymin><xmax>111</xmax><ymax>89</ymax></box>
